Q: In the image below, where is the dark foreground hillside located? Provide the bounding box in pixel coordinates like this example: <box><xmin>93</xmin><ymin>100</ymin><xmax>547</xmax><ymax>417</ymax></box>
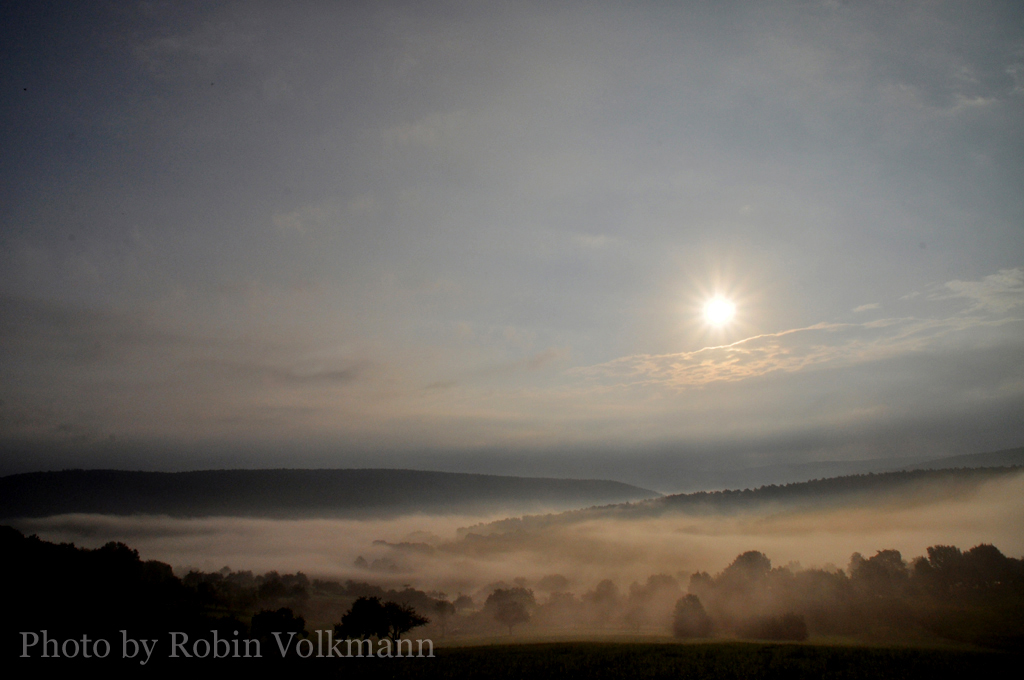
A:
<box><xmin>350</xmin><ymin>642</ymin><xmax>1018</xmax><ymax>680</ymax></box>
<box><xmin>4</xmin><ymin>526</ymin><xmax>1021</xmax><ymax>679</ymax></box>
<box><xmin>9</xmin><ymin>641</ymin><xmax>1019</xmax><ymax>679</ymax></box>
<box><xmin>0</xmin><ymin>468</ymin><xmax>658</xmax><ymax>519</ymax></box>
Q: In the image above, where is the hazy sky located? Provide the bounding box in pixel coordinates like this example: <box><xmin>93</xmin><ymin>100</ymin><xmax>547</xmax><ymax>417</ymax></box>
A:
<box><xmin>1</xmin><ymin>1</ymin><xmax>1022</xmax><ymax>481</ymax></box>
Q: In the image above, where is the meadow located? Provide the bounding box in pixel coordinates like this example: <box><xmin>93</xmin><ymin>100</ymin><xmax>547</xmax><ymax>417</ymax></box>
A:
<box><xmin>369</xmin><ymin>642</ymin><xmax>1018</xmax><ymax>680</ymax></box>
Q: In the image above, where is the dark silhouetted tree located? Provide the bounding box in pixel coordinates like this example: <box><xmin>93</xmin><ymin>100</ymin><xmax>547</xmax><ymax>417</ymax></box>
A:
<box><xmin>382</xmin><ymin>601</ymin><xmax>429</xmax><ymax>642</ymax></box>
<box><xmin>336</xmin><ymin>597</ymin><xmax>429</xmax><ymax>642</ymax></box>
<box><xmin>336</xmin><ymin>596</ymin><xmax>389</xmax><ymax>640</ymax></box>
<box><xmin>850</xmin><ymin>549</ymin><xmax>909</xmax><ymax>598</ymax></box>
<box><xmin>250</xmin><ymin>607</ymin><xmax>307</xmax><ymax>652</ymax></box>
<box><xmin>963</xmin><ymin>544</ymin><xmax>1017</xmax><ymax>589</ymax></box>
<box><xmin>258</xmin><ymin>573</ymin><xmax>288</xmax><ymax>600</ymax></box>
<box><xmin>915</xmin><ymin>545</ymin><xmax>965</xmax><ymax>595</ymax></box>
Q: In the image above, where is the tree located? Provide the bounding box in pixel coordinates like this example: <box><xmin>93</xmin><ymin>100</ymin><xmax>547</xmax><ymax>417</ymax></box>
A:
<box><xmin>494</xmin><ymin>600</ymin><xmax>530</xmax><ymax>635</ymax></box>
<box><xmin>251</xmin><ymin>607</ymin><xmax>307</xmax><ymax>651</ymax></box>
<box><xmin>672</xmin><ymin>594</ymin><xmax>712</xmax><ymax>638</ymax></box>
<box><xmin>688</xmin><ymin>571</ymin><xmax>714</xmax><ymax>599</ymax></box>
<box><xmin>453</xmin><ymin>594</ymin><xmax>475</xmax><ymax>611</ymax></box>
<box><xmin>850</xmin><ymin>549</ymin><xmax>908</xmax><ymax>598</ymax></box>
<box><xmin>433</xmin><ymin>599</ymin><xmax>456</xmax><ymax>637</ymax></box>
<box><xmin>627</xmin><ymin>574</ymin><xmax>682</xmax><ymax>630</ymax></box>
<box><xmin>382</xmin><ymin>601</ymin><xmax>429</xmax><ymax>643</ymax></box>
<box><xmin>720</xmin><ymin>551</ymin><xmax>772</xmax><ymax>586</ymax></box>
<box><xmin>336</xmin><ymin>596</ymin><xmax>388</xmax><ymax>640</ymax></box>
<box><xmin>485</xmin><ymin>588</ymin><xmax>534</xmax><ymax>635</ymax></box>
<box><xmin>963</xmin><ymin>544</ymin><xmax>1016</xmax><ymax>589</ymax></box>
<box><xmin>336</xmin><ymin>596</ymin><xmax>429</xmax><ymax>642</ymax></box>
<box><xmin>583</xmin><ymin>579</ymin><xmax>620</xmax><ymax>626</ymax></box>
<box><xmin>585</xmin><ymin>579</ymin><xmax>621</xmax><ymax>606</ymax></box>
<box><xmin>916</xmin><ymin>545</ymin><xmax>965</xmax><ymax>595</ymax></box>
<box><xmin>537</xmin><ymin>574</ymin><xmax>570</xmax><ymax>592</ymax></box>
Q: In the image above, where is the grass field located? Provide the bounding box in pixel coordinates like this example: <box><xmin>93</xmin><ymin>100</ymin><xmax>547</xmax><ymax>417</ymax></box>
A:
<box><xmin>8</xmin><ymin>637</ymin><xmax>1019</xmax><ymax>678</ymax></box>
<box><xmin>337</xmin><ymin>641</ymin><xmax>1019</xmax><ymax>680</ymax></box>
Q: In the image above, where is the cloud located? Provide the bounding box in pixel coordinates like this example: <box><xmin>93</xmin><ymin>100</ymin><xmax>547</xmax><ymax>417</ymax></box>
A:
<box><xmin>196</xmin><ymin>359</ymin><xmax>366</xmax><ymax>386</ymax></box>
<box><xmin>852</xmin><ymin>303</ymin><xmax>880</xmax><ymax>313</ymax></box>
<box><xmin>0</xmin><ymin>296</ymin><xmax>373</xmax><ymax>442</ymax></box>
<box><xmin>573</xmin><ymin>269</ymin><xmax>1024</xmax><ymax>390</ymax></box>
<box><xmin>132</xmin><ymin>9</ymin><xmax>260</xmax><ymax>79</ymax></box>
<box><xmin>931</xmin><ymin>268</ymin><xmax>1024</xmax><ymax>314</ymax></box>
<box><xmin>524</xmin><ymin>347</ymin><xmax>570</xmax><ymax>371</ymax></box>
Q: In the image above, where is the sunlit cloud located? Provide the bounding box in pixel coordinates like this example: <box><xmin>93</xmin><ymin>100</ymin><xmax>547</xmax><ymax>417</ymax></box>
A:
<box><xmin>573</xmin><ymin>270</ymin><xmax>1024</xmax><ymax>390</ymax></box>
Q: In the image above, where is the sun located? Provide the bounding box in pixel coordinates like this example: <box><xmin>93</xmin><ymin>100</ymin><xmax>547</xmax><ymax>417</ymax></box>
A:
<box><xmin>703</xmin><ymin>296</ymin><xmax>736</xmax><ymax>327</ymax></box>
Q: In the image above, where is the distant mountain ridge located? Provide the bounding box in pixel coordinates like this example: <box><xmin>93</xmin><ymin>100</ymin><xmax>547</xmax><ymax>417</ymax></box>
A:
<box><xmin>460</xmin><ymin>465</ymin><xmax>1024</xmax><ymax>537</ymax></box>
<box><xmin>0</xmin><ymin>468</ymin><xmax>659</xmax><ymax>519</ymax></box>
<box><xmin>901</xmin><ymin>446</ymin><xmax>1024</xmax><ymax>471</ymax></box>
<box><xmin>662</xmin><ymin>446</ymin><xmax>1024</xmax><ymax>493</ymax></box>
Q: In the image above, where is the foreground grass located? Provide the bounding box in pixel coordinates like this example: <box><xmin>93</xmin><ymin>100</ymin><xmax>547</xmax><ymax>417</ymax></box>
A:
<box><xmin>10</xmin><ymin>640</ymin><xmax>1019</xmax><ymax>679</ymax></box>
<box><xmin>343</xmin><ymin>641</ymin><xmax>1019</xmax><ymax>680</ymax></box>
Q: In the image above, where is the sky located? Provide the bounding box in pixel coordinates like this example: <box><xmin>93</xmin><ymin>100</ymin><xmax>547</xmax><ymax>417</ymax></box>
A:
<box><xmin>1</xmin><ymin>1</ymin><xmax>1022</xmax><ymax>487</ymax></box>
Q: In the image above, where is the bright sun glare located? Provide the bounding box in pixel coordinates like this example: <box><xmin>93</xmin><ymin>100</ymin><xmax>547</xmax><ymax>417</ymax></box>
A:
<box><xmin>703</xmin><ymin>297</ymin><xmax>736</xmax><ymax>326</ymax></box>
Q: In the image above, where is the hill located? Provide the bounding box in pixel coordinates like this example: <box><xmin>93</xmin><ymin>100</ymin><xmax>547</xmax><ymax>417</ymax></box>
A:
<box><xmin>654</xmin><ymin>446</ymin><xmax>1024</xmax><ymax>494</ymax></box>
<box><xmin>0</xmin><ymin>468</ymin><xmax>659</xmax><ymax>519</ymax></box>
<box><xmin>902</xmin><ymin>446</ymin><xmax>1024</xmax><ymax>471</ymax></box>
<box><xmin>459</xmin><ymin>465</ymin><xmax>1023</xmax><ymax>536</ymax></box>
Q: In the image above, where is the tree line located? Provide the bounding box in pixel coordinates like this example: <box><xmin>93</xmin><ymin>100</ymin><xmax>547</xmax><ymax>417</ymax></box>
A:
<box><xmin>3</xmin><ymin>524</ymin><xmax>1021</xmax><ymax>662</ymax></box>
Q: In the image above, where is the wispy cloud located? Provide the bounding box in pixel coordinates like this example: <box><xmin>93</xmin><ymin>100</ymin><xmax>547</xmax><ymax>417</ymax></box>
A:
<box><xmin>573</xmin><ymin>270</ymin><xmax>1024</xmax><ymax>390</ymax></box>
<box><xmin>930</xmin><ymin>268</ymin><xmax>1024</xmax><ymax>314</ymax></box>
<box><xmin>0</xmin><ymin>296</ymin><xmax>378</xmax><ymax>443</ymax></box>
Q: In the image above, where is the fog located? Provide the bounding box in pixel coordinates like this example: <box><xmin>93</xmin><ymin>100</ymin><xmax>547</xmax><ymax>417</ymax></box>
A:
<box><xmin>13</xmin><ymin>470</ymin><xmax>1022</xmax><ymax>602</ymax></box>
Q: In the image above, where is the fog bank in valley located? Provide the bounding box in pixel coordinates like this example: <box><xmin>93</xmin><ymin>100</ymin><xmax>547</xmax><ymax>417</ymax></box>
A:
<box><xmin>13</xmin><ymin>471</ymin><xmax>1022</xmax><ymax>598</ymax></box>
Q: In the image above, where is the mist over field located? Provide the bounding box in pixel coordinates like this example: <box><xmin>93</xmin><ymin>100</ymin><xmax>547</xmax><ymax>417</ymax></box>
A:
<box><xmin>14</xmin><ymin>469</ymin><xmax>1023</xmax><ymax>598</ymax></box>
